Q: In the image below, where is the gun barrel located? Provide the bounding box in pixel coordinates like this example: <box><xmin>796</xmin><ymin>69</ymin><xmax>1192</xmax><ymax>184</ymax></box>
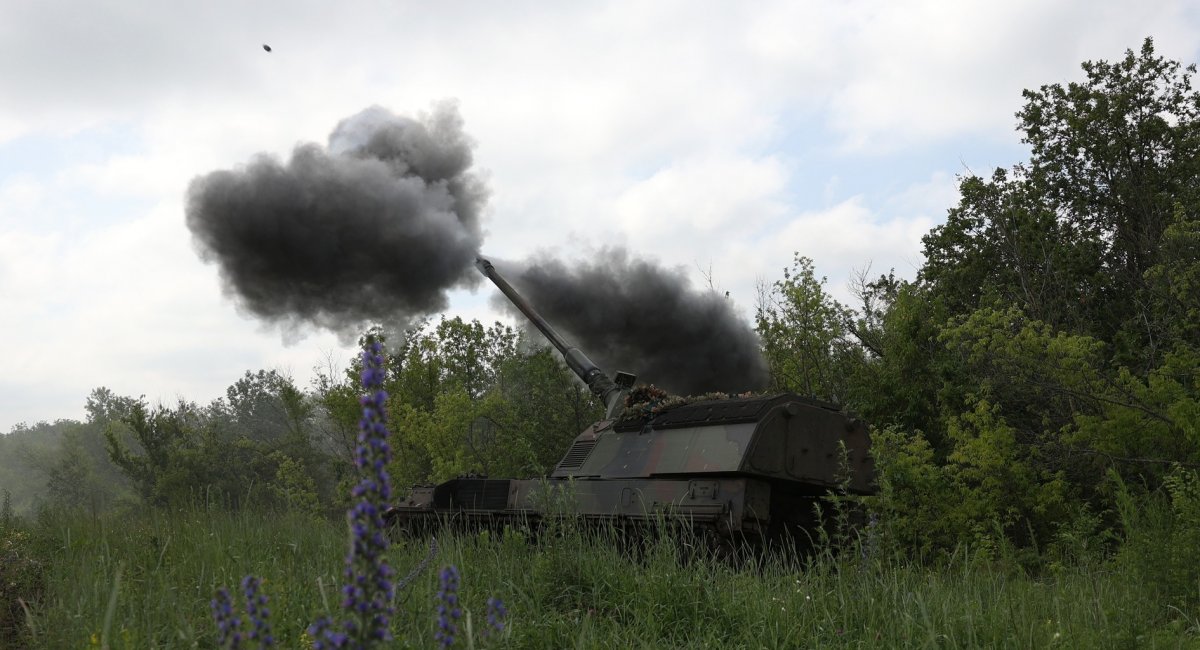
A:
<box><xmin>475</xmin><ymin>257</ymin><xmax>572</xmax><ymax>356</ymax></box>
<box><xmin>475</xmin><ymin>256</ymin><xmax>625</xmax><ymax>418</ymax></box>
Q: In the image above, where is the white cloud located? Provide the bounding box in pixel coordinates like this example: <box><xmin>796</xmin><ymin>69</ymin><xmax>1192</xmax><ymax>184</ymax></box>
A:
<box><xmin>767</xmin><ymin>196</ymin><xmax>934</xmax><ymax>291</ymax></box>
<box><xmin>0</xmin><ymin>174</ymin><xmax>47</xmax><ymax>226</ymax></box>
<box><xmin>1</xmin><ymin>0</ymin><xmax>1199</xmax><ymax>430</ymax></box>
<box><xmin>886</xmin><ymin>170</ymin><xmax>960</xmax><ymax>223</ymax></box>
<box><xmin>614</xmin><ymin>155</ymin><xmax>790</xmax><ymax>239</ymax></box>
<box><xmin>0</xmin><ymin>198</ymin><xmax>358</xmax><ymax>426</ymax></box>
<box><xmin>777</xmin><ymin>0</ymin><xmax>1200</xmax><ymax>151</ymax></box>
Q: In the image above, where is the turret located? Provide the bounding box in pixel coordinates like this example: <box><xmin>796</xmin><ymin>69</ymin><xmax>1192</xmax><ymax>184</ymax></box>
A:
<box><xmin>475</xmin><ymin>257</ymin><xmax>635</xmax><ymax>419</ymax></box>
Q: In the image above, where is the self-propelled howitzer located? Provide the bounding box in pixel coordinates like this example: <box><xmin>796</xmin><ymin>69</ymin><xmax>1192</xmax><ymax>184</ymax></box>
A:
<box><xmin>384</xmin><ymin>256</ymin><xmax>876</xmax><ymax>546</ymax></box>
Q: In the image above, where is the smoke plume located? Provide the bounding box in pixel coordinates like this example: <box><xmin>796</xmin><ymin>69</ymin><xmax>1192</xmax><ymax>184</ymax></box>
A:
<box><xmin>185</xmin><ymin>103</ymin><xmax>486</xmax><ymax>335</ymax></box>
<box><xmin>499</xmin><ymin>249</ymin><xmax>769</xmax><ymax>395</ymax></box>
<box><xmin>187</xmin><ymin>104</ymin><xmax>767</xmax><ymax>394</ymax></box>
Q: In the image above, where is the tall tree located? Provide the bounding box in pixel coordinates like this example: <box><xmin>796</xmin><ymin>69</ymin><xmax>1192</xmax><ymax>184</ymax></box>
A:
<box><xmin>774</xmin><ymin>40</ymin><xmax>1200</xmax><ymax>555</ymax></box>
<box><xmin>220</xmin><ymin>369</ymin><xmax>314</xmax><ymax>445</ymax></box>
<box><xmin>755</xmin><ymin>254</ymin><xmax>859</xmax><ymax>404</ymax></box>
<box><xmin>920</xmin><ymin>167</ymin><xmax>1107</xmax><ymax>334</ymax></box>
<box><xmin>924</xmin><ymin>38</ymin><xmax>1200</xmax><ymax>369</ymax></box>
<box><xmin>1020</xmin><ymin>38</ymin><xmax>1200</xmax><ymax>299</ymax></box>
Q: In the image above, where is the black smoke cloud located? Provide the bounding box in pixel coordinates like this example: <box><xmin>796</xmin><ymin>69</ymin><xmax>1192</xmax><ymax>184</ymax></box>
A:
<box><xmin>187</xmin><ymin>104</ymin><xmax>768</xmax><ymax>394</ymax></box>
<box><xmin>185</xmin><ymin>103</ymin><xmax>487</xmax><ymax>335</ymax></box>
<box><xmin>499</xmin><ymin>249</ymin><xmax>769</xmax><ymax>395</ymax></box>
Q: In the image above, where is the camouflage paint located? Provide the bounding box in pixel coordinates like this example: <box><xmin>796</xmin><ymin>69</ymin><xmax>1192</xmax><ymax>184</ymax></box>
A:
<box><xmin>387</xmin><ymin>393</ymin><xmax>875</xmax><ymax>541</ymax></box>
<box><xmin>552</xmin><ymin>394</ymin><xmax>873</xmax><ymax>493</ymax></box>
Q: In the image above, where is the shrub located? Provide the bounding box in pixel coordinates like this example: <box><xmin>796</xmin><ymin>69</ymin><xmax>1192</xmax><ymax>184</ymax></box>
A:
<box><xmin>1114</xmin><ymin>467</ymin><xmax>1200</xmax><ymax>617</ymax></box>
<box><xmin>0</xmin><ymin>522</ymin><xmax>43</xmax><ymax>647</ymax></box>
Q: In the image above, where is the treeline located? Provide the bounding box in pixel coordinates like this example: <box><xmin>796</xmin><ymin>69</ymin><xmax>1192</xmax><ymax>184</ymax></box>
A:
<box><xmin>758</xmin><ymin>38</ymin><xmax>1200</xmax><ymax>585</ymax></box>
<box><xmin>0</xmin><ymin>317</ymin><xmax>600</xmax><ymax>518</ymax></box>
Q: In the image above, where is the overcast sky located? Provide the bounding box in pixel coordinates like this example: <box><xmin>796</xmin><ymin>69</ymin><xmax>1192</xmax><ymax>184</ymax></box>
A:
<box><xmin>2</xmin><ymin>0</ymin><xmax>1198</xmax><ymax>432</ymax></box>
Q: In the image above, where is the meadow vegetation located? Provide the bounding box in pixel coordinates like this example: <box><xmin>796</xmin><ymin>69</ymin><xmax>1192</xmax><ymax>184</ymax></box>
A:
<box><xmin>3</xmin><ymin>37</ymin><xmax>1200</xmax><ymax>647</ymax></box>
<box><xmin>4</xmin><ymin>503</ymin><xmax>1199</xmax><ymax>648</ymax></box>
<box><xmin>2</xmin><ymin>496</ymin><xmax>1200</xmax><ymax>647</ymax></box>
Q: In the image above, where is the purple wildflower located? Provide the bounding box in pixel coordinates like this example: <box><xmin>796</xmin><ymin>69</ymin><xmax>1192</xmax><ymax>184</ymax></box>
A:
<box><xmin>339</xmin><ymin>341</ymin><xmax>395</xmax><ymax>643</ymax></box>
<box><xmin>484</xmin><ymin>597</ymin><xmax>508</xmax><ymax>638</ymax></box>
<box><xmin>211</xmin><ymin>578</ymin><xmax>276</xmax><ymax>650</ymax></box>
<box><xmin>242</xmin><ymin>576</ymin><xmax>274</xmax><ymax>647</ymax></box>
<box><xmin>308</xmin><ymin>616</ymin><xmax>349</xmax><ymax>649</ymax></box>
<box><xmin>211</xmin><ymin>587</ymin><xmax>243</xmax><ymax>649</ymax></box>
<box><xmin>435</xmin><ymin>565</ymin><xmax>462</xmax><ymax>648</ymax></box>
<box><xmin>308</xmin><ymin>341</ymin><xmax>396</xmax><ymax>648</ymax></box>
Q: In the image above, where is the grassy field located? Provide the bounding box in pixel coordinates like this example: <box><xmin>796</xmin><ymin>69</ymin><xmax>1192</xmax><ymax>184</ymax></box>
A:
<box><xmin>3</xmin><ymin>507</ymin><xmax>1197</xmax><ymax>649</ymax></box>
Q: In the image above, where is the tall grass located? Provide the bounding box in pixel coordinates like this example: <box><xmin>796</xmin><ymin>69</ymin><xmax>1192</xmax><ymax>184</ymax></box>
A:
<box><xmin>13</xmin><ymin>506</ymin><xmax>1198</xmax><ymax>649</ymax></box>
<box><xmin>25</xmin><ymin>507</ymin><xmax>341</xmax><ymax>648</ymax></box>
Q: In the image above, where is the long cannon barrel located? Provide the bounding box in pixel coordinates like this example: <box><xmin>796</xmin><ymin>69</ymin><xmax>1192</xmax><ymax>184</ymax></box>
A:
<box><xmin>475</xmin><ymin>256</ymin><xmax>628</xmax><ymax>419</ymax></box>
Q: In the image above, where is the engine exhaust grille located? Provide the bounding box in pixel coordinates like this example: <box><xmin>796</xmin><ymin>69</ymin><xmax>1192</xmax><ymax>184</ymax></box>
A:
<box><xmin>556</xmin><ymin>439</ymin><xmax>597</xmax><ymax>471</ymax></box>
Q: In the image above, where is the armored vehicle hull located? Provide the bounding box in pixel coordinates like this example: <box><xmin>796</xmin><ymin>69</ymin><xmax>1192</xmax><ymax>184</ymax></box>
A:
<box><xmin>386</xmin><ymin>392</ymin><xmax>874</xmax><ymax>545</ymax></box>
<box><xmin>385</xmin><ymin>258</ymin><xmax>875</xmax><ymax>547</ymax></box>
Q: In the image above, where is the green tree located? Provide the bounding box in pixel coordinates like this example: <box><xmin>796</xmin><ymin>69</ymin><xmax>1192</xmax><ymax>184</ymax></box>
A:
<box><xmin>490</xmin><ymin>346</ymin><xmax>601</xmax><ymax>474</ymax></box>
<box><xmin>105</xmin><ymin>399</ymin><xmax>265</xmax><ymax>508</ymax></box>
<box><xmin>217</xmin><ymin>369</ymin><xmax>315</xmax><ymax>446</ymax></box>
<box><xmin>105</xmin><ymin>400</ymin><xmax>198</xmax><ymax>506</ymax></box>
<box><xmin>1019</xmin><ymin>39</ymin><xmax>1200</xmax><ymax>323</ymax></box>
<box><xmin>382</xmin><ymin>317</ymin><xmax>530</xmax><ymax>486</ymax></box>
<box><xmin>843</xmin><ymin>283</ymin><xmax>954</xmax><ymax>449</ymax></box>
<box><xmin>269</xmin><ymin>451</ymin><xmax>322</xmax><ymax>518</ymax></box>
<box><xmin>387</xmin><ymin>317</ymin><xmax>519</xmax><ymax>407</ymax></box>
<box><xmin>779</xmin><ymin>40</ymin><xmax>1200</xmax><ymax>556</ymax></box>
<box><xmin>45</xmin><ymin>428</ymin><xmax>103</xmax><ymax>514</ymax></box>
<box><xmin>1143</xmin><ymin>209</ymin><xmax>1200</xmax><ymax>353</ymax></box>
<box><xmin>386</xmin><ymin>339</ymin><xmax>603</xmax><ymax>486</ymax></box>
<box><xmin>925</xmin><ymin>38</ymin><xmax>1200</xmax><ymax>368</ymax></box>
<box><xmin>84</xmin><ymin>387</ymin><xmax>139</xmax><ymax>426</ymax></box>
<box><xmin>920</xmin><ymin>168</ymin><xmax>1106</xmax><ymax>335</ymax></box>
<box><xmin>755</xmin><ymin>253</ymin><xmax>860</xmax><ymax>403</ymax></box>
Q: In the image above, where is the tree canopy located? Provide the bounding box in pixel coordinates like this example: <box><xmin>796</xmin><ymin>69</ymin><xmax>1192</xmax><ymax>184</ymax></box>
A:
<box><xmin>752</xmin><ymin>38</ymin><xmax>1200</xmax><ymax>559</ymax></box>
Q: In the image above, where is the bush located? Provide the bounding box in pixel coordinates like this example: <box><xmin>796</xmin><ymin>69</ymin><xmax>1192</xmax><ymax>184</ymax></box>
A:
<box><xmin>0</xmin><ymin>519</ymin><xmax>44</xmax><ymax>647</ymax></box>
<box><xmin>1114</xmin><ymin>467</ymin><xmax>1200</xmax><ymax>620</ymax></box>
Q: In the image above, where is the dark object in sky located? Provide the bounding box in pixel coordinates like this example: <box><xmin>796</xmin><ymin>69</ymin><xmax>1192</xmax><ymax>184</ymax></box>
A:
<box><xmin>262</xmin><ymin>44</ymin><xmax>272</xmax><ymax>52</ymax></box>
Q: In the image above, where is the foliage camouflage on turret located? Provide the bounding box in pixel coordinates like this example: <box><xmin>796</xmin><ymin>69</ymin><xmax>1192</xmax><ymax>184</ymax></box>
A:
<box><xmin>616</xmin><ymin>384</ymin><xmax>758</xmax><ymax>425</ymax></box>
